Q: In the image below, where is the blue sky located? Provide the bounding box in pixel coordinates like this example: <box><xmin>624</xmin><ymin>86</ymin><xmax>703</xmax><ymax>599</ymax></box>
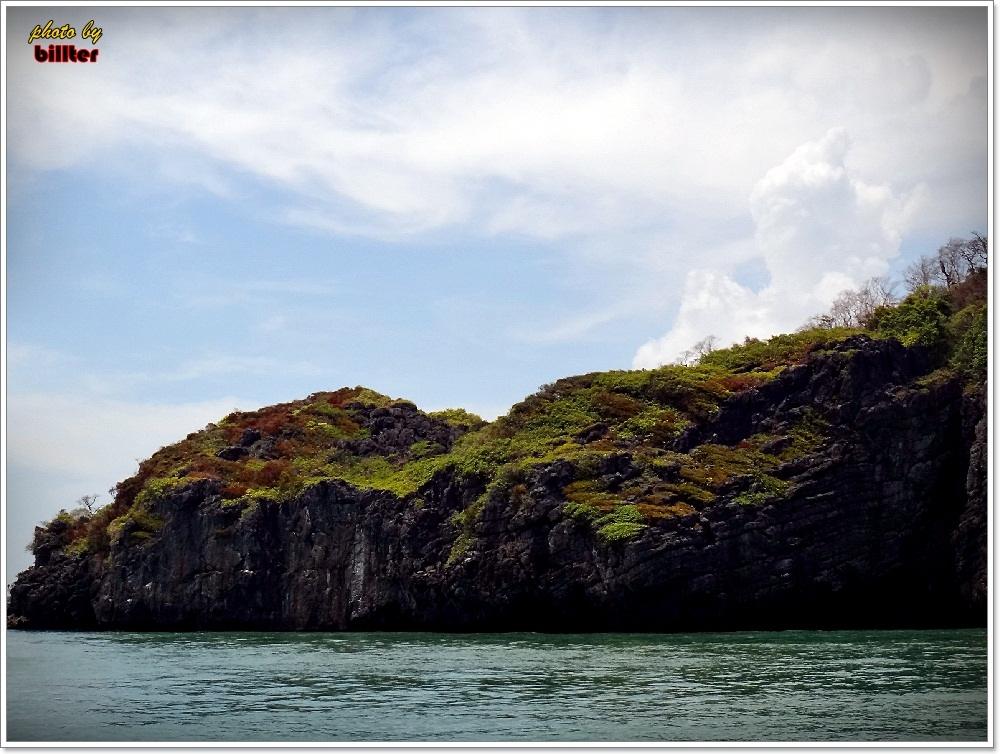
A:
<box><xmin>4</xmin><ymin>5</ymin><xmax>988</xmax><ymax>578</ymax></box>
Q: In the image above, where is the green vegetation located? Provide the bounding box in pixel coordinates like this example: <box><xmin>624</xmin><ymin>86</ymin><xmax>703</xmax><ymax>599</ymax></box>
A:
<box><xmin>734</xmin><ymin>474</ymin><xmax>790</xmax><ymax>507</ymax></box>
<box><xmin>595</xmin><ymin>505</ymin><xmax>646</xmax><ymax>542</ymax></box>
<box><xmin>446</xmin><ymin>495</ymin><xmax>489</xmax><ymax>566</ymax></box>
<box><xmin>554</xmin><ymin>412</ymin><xmax>822</xmax><ymax>538</ymax></box>
<box><xmin>64</xmin><ymin>538</ymin><xmax>91</xmax><ymax>556</ymax></box>
<box><xmin>810</xmin><ymin>234</ymin><xmax>988</xmax><ymax>380</ymax></box>
<box><xmin>700</xmin><ymin>327</ymin><xmax>863</xmax><ymax>373</ymax></box>
<box><xmin>446</xmin><ymin>531</ymin><xmax>475</xmax><ymax>566</ymax></box>
<box><xmin>863</xmin><ymin>277</ymin><xmax>988</xmax><ymax>383</ymax></box>
<box><xmin>868</xmin><ymin>286</ymin><xmax>951</xmax><ymax>352</ymax></box>
<box><xmin>35</xmin><ymin>343</ymin><xmax>844</xmax><ymax>558</ymax></box>
<box><xmin>428</xmin><ymin>408</ymin><xmax>486</xmax><ymax>431</ymax></box>
<box><xmin>107</xmin><ymin>505</ymin><xmax>164</xmax><ymax>545</ymax></box>
<box><xmin>38</xmin><ymin>234</ymin><xmax>986</xmax><ymax>561</ymax></box>
<box><xmin>950</xmin><ymin>303</ymin><xmax>988</xmax><ymax>378</ymax></box>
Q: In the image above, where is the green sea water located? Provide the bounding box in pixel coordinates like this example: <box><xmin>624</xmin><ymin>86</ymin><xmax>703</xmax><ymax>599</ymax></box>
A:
<box><xmin>5</xmin><ymin>628</ymin><xmax>988</xmax><ymax>742</ymax></box>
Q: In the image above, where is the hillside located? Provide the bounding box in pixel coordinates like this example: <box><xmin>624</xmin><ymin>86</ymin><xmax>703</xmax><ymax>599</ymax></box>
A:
<box><xmin>7</xmin><ymin>274</ymin><xmax>988</xmax><ymax>630</ymax></box>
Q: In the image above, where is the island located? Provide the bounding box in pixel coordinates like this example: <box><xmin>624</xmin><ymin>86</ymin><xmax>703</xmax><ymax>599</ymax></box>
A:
<box><xmin>8</xmin><ymin>276</ymin><xmax>987</xmax><ymax>631</ymax></box>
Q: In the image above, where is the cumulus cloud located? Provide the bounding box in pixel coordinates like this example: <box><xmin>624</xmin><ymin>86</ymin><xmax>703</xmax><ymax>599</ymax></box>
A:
<box><xmin>633</xmin><ymin>128</ymin><xmax>915</xmax><ymax>367</ymax></box>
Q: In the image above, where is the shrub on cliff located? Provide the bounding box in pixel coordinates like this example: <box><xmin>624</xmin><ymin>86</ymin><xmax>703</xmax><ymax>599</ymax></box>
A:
<box><xmin>949</xmin><ymin>303</ymin><xmax>988</xmax><ymax>379</ymax></box>
<box><xmin>428</xmin><ymin>408</ymin><xmax>486</xmax><ymax>431</ymax></box>
<box><xmin>867</xmin><ymin>286</ymin><xmax>951</xmax><ymax>353</ymax></box>
<box><xmin>699</xmin><ymin>328</ymin><xmax>862</xmax><ymax>373</ymax></box>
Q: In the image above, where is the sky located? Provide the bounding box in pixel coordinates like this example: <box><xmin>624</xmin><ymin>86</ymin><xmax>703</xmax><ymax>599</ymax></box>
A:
<box><xmin>3</xmin><ymin>4</ymin><xmax>989</xmax><ymax>579</ymax></box>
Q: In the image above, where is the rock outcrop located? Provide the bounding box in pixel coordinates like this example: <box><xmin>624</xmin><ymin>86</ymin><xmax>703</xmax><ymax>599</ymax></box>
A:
<box><xmin>8</xmin><ymin>336</ymin><xmax>987</xmax><ymax>631</ymax></box>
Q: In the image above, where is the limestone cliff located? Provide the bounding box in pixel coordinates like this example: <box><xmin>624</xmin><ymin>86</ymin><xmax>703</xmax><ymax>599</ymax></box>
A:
<box><xmin>8</xmin><ymin>335</ymin><xmax>987</xmax><ymax>631</ymax></box>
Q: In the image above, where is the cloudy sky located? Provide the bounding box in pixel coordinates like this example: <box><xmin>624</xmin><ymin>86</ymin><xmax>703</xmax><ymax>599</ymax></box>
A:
<box><xmin>4</xmin><ymin>5</ymin><xmax>988</xmax><ymax>578</ymax></box>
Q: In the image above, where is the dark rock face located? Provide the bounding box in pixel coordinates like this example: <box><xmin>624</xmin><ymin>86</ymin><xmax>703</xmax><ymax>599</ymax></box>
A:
<box><xmin>334</xmin><ymin>401</ymin><xmax>461</xmax><ymax>458</ymax></box>
<box><xmin>8</xmin><ymin>340</ymin><xmax>987</xmax><ymax>631</ymax></box>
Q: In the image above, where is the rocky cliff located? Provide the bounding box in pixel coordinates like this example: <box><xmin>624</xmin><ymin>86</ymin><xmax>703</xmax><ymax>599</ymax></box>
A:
<box><xmin>8</xmin><ymin>333</ymin><xmax>987</xmax><ymax>631</ymax></box>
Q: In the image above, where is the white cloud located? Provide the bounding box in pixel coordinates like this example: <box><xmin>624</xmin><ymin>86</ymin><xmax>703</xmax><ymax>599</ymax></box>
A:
<box><xmin>77</xmin><ymin>356</ymin><xmax>322</xmax><ymax>396</ymax></box>
<box><xmin>508</xmin><ymin>305</ymin><xmax>633</xmax><ymax>345</ymax></box>
<box><xmin>5</xmin><ymin>7</ymin><xmax>986</xmax><ymax>245</ymax></box>
<box><xmin>257</xmin><ymin>315</ymin><xmax>289</xmax><ymax>335</ymax></box>
<box><xmin>164</xmin><ymin>356</ymin><xmax>321</xmax><ymax>382</ymax></box>
<box><xmin>6</xmin><ymin>343</ymin><xmax>71</xmax><ymax>369</ymax></box>
<box><xmin>175</xmin><ymin>278</ymin><xmax>340</xmax><ymax>309</ymax></box>
<box><xmin>6</xmin><ymin>393</ymin><xmax>245</xmax><ymax>481</ymax></box>
<box><xmin>7</xmin><ymin>339</ymin><xmax>321</xmax><ymax>397</ymax></box>
<box><xmin>4</xmin><ymin>9</ymin><xmax>984</xmax><ymax>385</ymax></box>
<box><xmin>750</xmin><ymin>128</ymin><xmax>907</xmax><ymax>289</ymax></box>
<box><xmin>633</xmin><ymin>128</ymin><xmax>914</xmax><ymax>367</ymax></box>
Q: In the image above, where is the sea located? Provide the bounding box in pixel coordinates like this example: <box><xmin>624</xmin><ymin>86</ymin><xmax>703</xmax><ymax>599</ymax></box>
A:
<box><xmin>5</xmin><ymin>628</ymin><xmax>988</xmax><ymax>743</ymax></box>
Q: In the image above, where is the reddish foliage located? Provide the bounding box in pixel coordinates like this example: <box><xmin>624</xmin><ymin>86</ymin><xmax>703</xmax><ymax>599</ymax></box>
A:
<box><xmin>221</xmin><ymin>483</ymin><xmax>249</xmax><ymax>499</ymax></box>
<box><xmin>185</xmin><ymin>470</ymin><xmax>220</xmax><ymax>481</ymax></box>
<box><xmin>65</xmin><ymin>515</ymin><xmax>90</xmax><ymax>542</ymax></box>
<box><xmin>254</xmin><ymin>459</ymin><xmax>291</xmax><ymax>487</ymax></box>
<box><xmin>720</xmin><ymin>373</ymin><xmax>767</xmax><ymax>393</ymax></box>
<box><xmin>225</xmin><ymin>458</ymin><xmax>293</xmax><ymax>488</ymax></box>
<box><xmin>187</xmin><ymin>456</ymin><xmax>222</xmax><ymax>475</ymax></box>
<box><xmin>947</xmin><ymin>269</ymin><xmax>987</xmax><ymax>311</ymax></box>
<box><xmin>275</xmin><ymin>439</ymin><xmax>298</xmax><ymax>456</ymax></box>
<box><xmin>113</xmin><ymin>466</ymin><xmax>153</xmax><ymax>511</ymax></box>
<box><xmin>255</xmin><ymin>411</ymin><xmax>291</xmax><ymax>436</ymax></box>
<box><xmin>325</xmin><ymin>388</ymin><xmax>363</xmax><ymax>407</ymax></box>
<box><xmin>591</xmin><ymin>390</ymin><xmax>643</xmax><ymax>419</ymax></box>
<box><xmin>223</xmin><ymin>402</ymin><xmax>304</xmax><ymax>442</ymax></box>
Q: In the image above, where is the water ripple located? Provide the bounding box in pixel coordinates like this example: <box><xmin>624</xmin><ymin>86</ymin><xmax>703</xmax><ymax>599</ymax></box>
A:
<box><xmin>6</xmin><ymin>628</ymin><xmax>987</xmax><ymax>742</ymax></box>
